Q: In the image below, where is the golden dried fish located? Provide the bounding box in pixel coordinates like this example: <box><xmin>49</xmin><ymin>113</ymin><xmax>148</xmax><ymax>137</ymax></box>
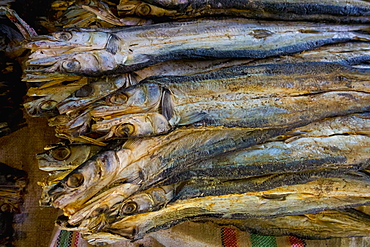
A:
<box><xmin>24</xmin><ymin>19</ymin><xmax>370</xmax><ymax>77</ymax></box>
<box><xmin>167</xmin><ymin>114</ymin><xmax>370</xmax><ymax>183</ymax></box>
<box><xmin>66</xmin><ymin>167</ymin><xmax>357</xmax><ymax>231</ymax></box>
<box><xmin>104</xmin><ymin>175</ymin><xmax>370</xmax><ymax>240</ymax></box>
<box><xmin>116</xmin><ymin>0</ymin><xmax>370</xmax><ymax>23</ymax></box>
<box><xmin>89</xmin><ymin>62</ymin><xmax>370</xmax><ymax>139</ymax></box>
<box><xmin>66</xmin><ymin>184</ymin><xmax>176</xmax><ymax>230</ymax></box>
<box><xmin>43</xmin><ymin>126</ymin><xmax>289</xmax><ymax>214</ymax></box>
<box><xmin>82</xmin><ymin>209</ymin><xmax>370</xmax><ymax>245</ymax></box>
<box><xmin>37</xmin><ymin>142</ymin><xmax>103</xmax><ymax>172</ymax></box>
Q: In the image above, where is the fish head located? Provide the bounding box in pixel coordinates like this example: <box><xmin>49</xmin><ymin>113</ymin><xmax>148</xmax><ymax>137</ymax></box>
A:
<box><xmin>91</xmin><ymin>83</ymin><xmax>163</xmax><ymax>117</ymax></box>
<box><xmin>37</xmin><ymin>143</ymin><xmax>102</xmax><ymax>172</ymax></box>
<box><xmin>118</xmin><ymin>194</ymin><xmax>153</xmax><ymax>217</ymax></box>
<box><xmin>58</xmin><ymin>51</ymin><xmax>118</xmax><ymax>75</ymax></box>
<box><xmin>92</xmin><ymin>112</ymin><xmax>171</xmax><ymax>139</ymax></box>
<box><xmin>26</xmin><ymin>50</ymin><xmax>121</xmax><ymax>76</ymax></box>
<box><xmin>24</xmin><ymin>97</ymin><xmax>59</xmax><ymax>117</ymax></box>
<box><xmin>46</xmin><ymin>150</ymin><xmax>123</xmax><ymax>212</ymax></box>
<box><xmin>57</xmin><ymin>75</ymin><xmax>128</xmax><ymax>114</ymax></box>
<box><xmin>67</xmin><ymin>183</ymin><xmax>140</xmax><ymax>227</ymax></box>
<box><xmin>25</xmin><ymin>31</ymin><xmax>110</xmax><ymax>50</ymax></box>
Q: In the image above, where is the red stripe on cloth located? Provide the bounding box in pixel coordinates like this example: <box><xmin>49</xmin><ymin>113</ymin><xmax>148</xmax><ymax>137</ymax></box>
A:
<box><xmin>73</xmin><ymin>232</ymin><xmax>80</xmax><ymax>247</ymax></box>
<box><xmin>221</xmin><ymin>227</ymin><xmax>238</xmax><ymax>247</ymax></box>
<box><xmin>288</xmin><ymin>236</ymin><xmax>306</xmax><ymax>247</ymax></box>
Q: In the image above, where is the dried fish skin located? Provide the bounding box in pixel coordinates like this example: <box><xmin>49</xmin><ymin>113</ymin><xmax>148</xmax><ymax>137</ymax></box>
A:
<box><xmin>45</xmin><ymin>126</ymin><xmax>288</xmax><ymax>215</ymax></box>
<box><xmin>195</xmin><ymin>209</ymin><xmax>370</xmax><ymax>239</ymax></box>
<box><xmin>171</xmin><ymin>135</ymin><xmax>370</xmax><ymax>183</ymax></box>
<box><xmin>24</xmin><ymin>19</ymin><xmax>370</xmax><ymax>77</ymax></box>
<box><xmin>107</xmin><ymin>176</ymin><xmax>370</xmax><ymax>240</ymax></box>
<box><xmin>174</xmin><ymin>169</ymin><xmax>365</xmax><ymax>201</ymax></box>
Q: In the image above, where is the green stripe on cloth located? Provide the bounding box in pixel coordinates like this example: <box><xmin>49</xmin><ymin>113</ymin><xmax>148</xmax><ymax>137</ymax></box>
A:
<box><xmin>251</xmin><ymin>234</ymin><xmax>277</xmax><ymax>247</ymax></box>
<box><xmin>57</xmin><ymin>230</ymin><xmax>72</xmax><ymax>247</ymax></box>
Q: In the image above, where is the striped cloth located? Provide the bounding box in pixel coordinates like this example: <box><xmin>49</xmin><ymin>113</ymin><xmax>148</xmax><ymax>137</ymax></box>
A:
<box><xmin>50</xmin><ymin>226</ymin><xmax>307</xmax><ymax>247</ymax></box>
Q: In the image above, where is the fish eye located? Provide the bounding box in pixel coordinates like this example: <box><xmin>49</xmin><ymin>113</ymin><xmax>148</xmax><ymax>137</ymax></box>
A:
<box><xmin>136</xmin><ymin>4</ymin><xmax>151</xmax><ymax>16</ymax></box>
<box><xmin>39</xmin><ymin>100</ymin><xmax>58</xmax><ymax>110</ymax></box>
<box><xmin>66</xmin><ymin>172</ymin><xmax>84</xmax><ymax>188</ymax></box>
<box><xmin>50</xmin><ymin>146</ymin><xmax>71</xmax><ymax>161</ymax></box>
<box><xmin>0</xmin><ymin>204</ymin><xmax>11</xmax><ymax>212</ymax></box>
<box><xmin>62</xmin><ymin>59</ymin><xmax>81</xmax><ymax>72</ymax></box>
<box><xmin>117</xmin><ymin>123</ymin><xmax>135</xmax><ymax>136</ymax></box>
<box><xmin>121</xmin><ymin>201</ymin><xmax>137</xmax><ymax>215</ymax></box>
<box><xmin>75</xmin><ymin>84</ymin><xmax>95</xmax><ymax>97</ymax></box>
<box><xmin>54</xmin><ymin>31</ymin><xmax>73</xmax><ymax>41</ymax></box>
<box><xmin>106</xmin><ymin>94</ymin><xmax>128</xmax><ymax>105</ymax></box>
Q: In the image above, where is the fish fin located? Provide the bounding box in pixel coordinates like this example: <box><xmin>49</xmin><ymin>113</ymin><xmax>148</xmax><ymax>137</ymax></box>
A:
<box><xmin>178</xmin><ymin>112</ymin><xmax>206</xmax><ymax>125</ymax></box>
<box><xmin>161</xmin><ymin>88</ymin><xmax>175</xmax><ymax>121</ymax></box>
<box><xmin>105</xmin><ymin>34</ymin><xmax>120</xmax><ymax>55</ymax></box>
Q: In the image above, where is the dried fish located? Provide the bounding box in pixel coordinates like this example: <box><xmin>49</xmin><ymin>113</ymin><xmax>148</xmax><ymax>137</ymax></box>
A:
<box><xmin>65</xmin><ymin>184</ymin><xmax>176</xmax><ymax>230</ymax></box>
<box><xmin>24</xmin><ymin>19</ymin><xmax>370</xmax><ymax>77</ymax></box>
<box><xmin>43</xmin><ymin>126</ymin><xmax>288</xmax><ymax>215</ymax></box>
<box><xmin>104</xmin><ymin>174</ymin><xmax>370</xmax><ymax>240</ymax></box>
<box><xmin>66</xmin><ymin>167</ymin><xmax>359</xmax><ymax>231</ymax></box>
<box><xmin>89</xmin><ymin>62</ymin><xmax>370</xmax><ymax>139</ymax></box>
<box><xmin>166</xmin><ymin>114</ymin><xmax>370</xmax><ymax>183</ymax></box>
<box><xmin>82</xmin><ymin>209</ymin><xmax>370</xmax><ymax>245</ymax></box>
<box><xmin>116</xmin><ymin>0</ymin><xmax>370</xmax><ymax>23</ymax></box>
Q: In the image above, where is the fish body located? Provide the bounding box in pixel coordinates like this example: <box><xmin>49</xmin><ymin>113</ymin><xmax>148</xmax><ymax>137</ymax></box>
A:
<box><xmin>88</xmin><ymin>62</ymin><xmax>370</xmax><ymax>139</ymax></box>
<box><xmin>167</xmin><ymin>114</ymin><xmax>370</xmax><ymax>183</ymax></box>
<box><xmin>82</xmin><ymin>209</ymin><xmax>370</xmax><ymax>245</ymax></box>
<box><xmin>127</xmin><ymin>0</ymin><xmax>370</xmax><ymax>23</ymax></box>
<box><xmin>107</xmin><ymin>174</ymin><xmax>370</xmax><ymax>240</ymax></box>
<box><xmin>25</xmin><ymin>19</ymin><xmax>370</xmax><ymax>77</ymax></box>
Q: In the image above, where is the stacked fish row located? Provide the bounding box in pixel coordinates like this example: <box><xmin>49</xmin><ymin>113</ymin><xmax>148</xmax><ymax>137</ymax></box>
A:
<box><xmin>0</xmin><ymin>163</ymin><xmax>27</xmax><ymax>246</ymax></box>
<box><xmin>0</xmin><ymin>7</ymin><xmax>28</xmax><ymax>137</ymax></box>
<box><xmin>22</xmin><ymin>0</ymin><xmax>370</xmax><ymax>245</ymax></box>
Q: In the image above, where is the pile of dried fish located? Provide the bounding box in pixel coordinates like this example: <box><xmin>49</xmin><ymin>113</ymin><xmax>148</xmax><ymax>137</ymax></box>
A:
<box><xmin>16</xmin><ymin>0</ymin><xmax>370</xmax><ymax>245</ymax></box>
<box><xmin>0</xmin><ymin>163</ymin><xmax>27</xmax><ymax>246</ymax></box>
<box><xmin>0</xmin><ymin>7</ymin><xmax>28</xmax><ymax>136</ymax></box>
